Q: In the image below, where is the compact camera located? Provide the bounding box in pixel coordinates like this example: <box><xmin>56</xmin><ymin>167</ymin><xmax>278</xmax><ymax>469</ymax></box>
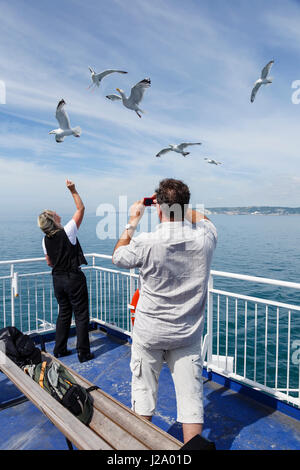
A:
<box><xmin>143</xmin><ymin>197</ymin><xmax>156</xmax><ymax>206</ymax></box>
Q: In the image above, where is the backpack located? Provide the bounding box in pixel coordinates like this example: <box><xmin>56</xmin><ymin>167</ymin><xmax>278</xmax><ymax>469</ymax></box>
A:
<box><xmin>0</xmin><ymin>326</ymin><xmax>42</xmax><ymax>368</ymax></box>
<box><xmin>24</xmin><ymin>360</ymin><xmax>95</xmax><ymax>425</ymax></box>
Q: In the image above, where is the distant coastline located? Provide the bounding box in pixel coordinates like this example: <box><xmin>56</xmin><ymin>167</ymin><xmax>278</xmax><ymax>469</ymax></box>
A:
<box><xmin>3</xmin><ymin>208</ymin><xmax>300</xmax><ymax>218</ymax></box>
<box><xmin>205</xmin><ymin>207</ymin><xmax>300</xmax><ymax>215</ymax></box>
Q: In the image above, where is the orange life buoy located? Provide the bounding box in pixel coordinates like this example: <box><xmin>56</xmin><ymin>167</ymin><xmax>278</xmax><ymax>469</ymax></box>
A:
<box><xmin>130</xmin><ymin>289</ymin><xmax>139</xmax><ymax>326</ymax></box>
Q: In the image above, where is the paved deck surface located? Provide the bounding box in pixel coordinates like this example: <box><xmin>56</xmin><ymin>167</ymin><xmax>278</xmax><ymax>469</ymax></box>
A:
<box><xmin>0</xmin><ymin>329</ymin><xmax>300</xmax><ymax>450</ymax></box>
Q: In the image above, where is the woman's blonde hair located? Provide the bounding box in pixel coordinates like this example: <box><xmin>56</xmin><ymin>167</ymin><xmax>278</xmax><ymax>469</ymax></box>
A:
<box><xmin>37</xmin><ymin>210</ymin><xmax>62</xmax><ymax>238</ymax></box>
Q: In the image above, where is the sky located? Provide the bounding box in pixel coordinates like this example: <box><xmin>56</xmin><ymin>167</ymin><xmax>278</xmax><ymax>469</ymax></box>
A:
<box><xmin>1</xmin><ymin>0</ymin><xmax>300</xmax><ymax>215</ymax></box>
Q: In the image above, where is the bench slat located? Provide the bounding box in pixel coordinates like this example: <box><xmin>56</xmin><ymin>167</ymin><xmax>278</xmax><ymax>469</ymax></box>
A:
<box><xmin>90</xmin><ymin>408</ymin><xmax>149</xmax><ymax>450</ymax></box>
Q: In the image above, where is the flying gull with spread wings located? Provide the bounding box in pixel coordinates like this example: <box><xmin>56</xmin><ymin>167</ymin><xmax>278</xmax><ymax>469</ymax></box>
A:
<box><xmin>106</xmin><ymin>78</ymin><xmax>151</xmax><ymax>118</ymax></box>
<box><xmin>156</xmin><ymin>142</ymin><xmax>202</xmax><ymax>158</ymax></box>
<box><xmin>251</xmin><ymin>60</ymin><xmax>274</xmax><ymax>103</ymax></box>
<box><xmin>88</xmin><ymin>67</ymin><xmax>127</xmax><ymax>91</ymax></box>
<box><xmin>204</xmin><ymin>158</ymin><xmax>222</xmax><ymax>165</ymax></box>
<box><xmin>49</xmin><ymin>99</ymin><xmax>81</xmax><ymax>143</ymax></box>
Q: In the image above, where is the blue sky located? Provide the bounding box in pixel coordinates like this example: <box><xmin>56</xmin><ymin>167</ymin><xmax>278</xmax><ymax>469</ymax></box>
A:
<box><xmin>1</xmin><ymin>0</ymin><xmax>300</xmax><ymax>214</ymax></box>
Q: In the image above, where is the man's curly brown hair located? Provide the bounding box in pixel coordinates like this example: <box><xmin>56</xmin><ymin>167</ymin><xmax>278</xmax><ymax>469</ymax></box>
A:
<box><xmin>155</xmin><ymin>178</ymin><xmax>190</xmax><ymax>220</ymax></box>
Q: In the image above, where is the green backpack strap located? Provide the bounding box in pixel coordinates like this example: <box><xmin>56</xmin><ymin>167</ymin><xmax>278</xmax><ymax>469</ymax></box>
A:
<box><xmin>38</xmin><ymin>361</ymin><xmax>47</xmax><ymax>389</ymax></box>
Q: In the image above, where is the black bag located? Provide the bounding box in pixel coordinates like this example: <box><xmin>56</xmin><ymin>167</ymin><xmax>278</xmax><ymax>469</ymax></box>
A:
<box><xmin>0</xmin><ymin>326</ymin><xmax>41</xmax><ymax>368</ymax></box>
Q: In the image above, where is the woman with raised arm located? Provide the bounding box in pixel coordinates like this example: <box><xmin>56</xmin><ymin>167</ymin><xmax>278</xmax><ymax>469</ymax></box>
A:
<box><xmin>38</xmin><ymin>180</ymin><xmax>94</xmax><ymax>363</ymax></box>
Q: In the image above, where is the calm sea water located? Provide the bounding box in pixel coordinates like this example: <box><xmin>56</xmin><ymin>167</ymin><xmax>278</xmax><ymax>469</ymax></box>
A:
<box><xmin>1</xmin><ymin>213</ymin><xmax>300</xmax><ymax>284</ymax></box>
<box><xmin>0</xmin><ymin>214</ymin><xmax>299</xmax><ymax>391</ymax></box>
<box><xmin>1</xmin><ymin>213</ymin><xmax>300</xmax><ymax>306</ymax></box>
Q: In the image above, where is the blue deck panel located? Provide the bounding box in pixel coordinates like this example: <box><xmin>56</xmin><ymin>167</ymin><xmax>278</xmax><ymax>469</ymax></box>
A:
<box><xmin>0</xmin><ymin>328</ymin><xmax>299</xmax><ymax>450</ymax></box>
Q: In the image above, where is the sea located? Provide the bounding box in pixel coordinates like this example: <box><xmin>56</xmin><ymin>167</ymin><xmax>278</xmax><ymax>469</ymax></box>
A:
<box><xmin>0</xmin><ymin>214</ymin><xmax>299</xmax><ymax>394</ymax></box>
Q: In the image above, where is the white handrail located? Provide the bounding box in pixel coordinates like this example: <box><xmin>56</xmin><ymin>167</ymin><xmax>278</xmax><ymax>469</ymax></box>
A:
<box><xmin>0</xmin><ymin>257</ymin><xmax>45</xmax><ymax>265</ymax></box>
<box><xmin>1</xmin><ymin>255</ymin><xmax>299</xmax><ymax>289</ymax></box>
<box><xmin>211</xmin><ymin>269</ymin><xmax>300</xmax><ymax>290</ymax></box>
<box><xmin>210</xmin><ymin>288</ymin><xmax>300</xmax><ymax>311</ymax></box>
<box><xmin>0</xmin><ymin>253</ymin><xmax>112</xmax><ymax>265</ymax></box>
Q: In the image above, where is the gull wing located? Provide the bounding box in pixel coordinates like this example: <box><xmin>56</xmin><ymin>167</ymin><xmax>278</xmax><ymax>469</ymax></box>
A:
<box><xmin>177</xmin><ymin>142</ymin><xmax>202</xmax><ymax>150</ymax></box>
<box><xmin>95</xmin><ymin>70</ymin><xmax>128</xmax><ymax>81</ymax></box>
<box><xmin>250</xmin><ymin>82</ymin><xmax>262</xmax><ymax>102</ymax></box>
<box><xmin>56</xmin><ymin>99</ymin><xmax>71</xmax><ymax>130</ymax></box>
<box><xmin>261</xmin><ymin>60</ymin><xmax>274</xmax><ymax>80</ymax></box>
<box><xmin>127</xmin><ymin>78</ymin><xmax>151</xmax><ymax>106</ymax></box>
<box><xmin>106</xmin><ymin>94</ymin><xmax>122</xmax><ymax>101</ymax></box>
<box><xmin>156</xmin><ymin>148</ymin><xmax>172</xmax><ymax>157</ymax></box>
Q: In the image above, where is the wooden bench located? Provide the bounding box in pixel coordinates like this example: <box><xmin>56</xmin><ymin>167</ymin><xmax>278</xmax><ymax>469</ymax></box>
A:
<box><xmin>0</xmin><ymin>349</ymin><xmax>183</xmax><ymax>450</ymax></box>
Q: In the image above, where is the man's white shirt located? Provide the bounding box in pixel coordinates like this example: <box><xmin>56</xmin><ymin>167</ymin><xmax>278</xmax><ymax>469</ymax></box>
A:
<box><xmin>113</xmin><ymin>219</ymin><xmax>217</xmax><ymax>350</ymax></box>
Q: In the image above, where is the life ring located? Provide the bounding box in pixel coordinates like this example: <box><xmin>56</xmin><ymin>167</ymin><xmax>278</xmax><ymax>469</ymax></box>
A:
<box><xmin>130</xmin><ymin>289</ymin><xmax>139</xmax><ymax>326</ymax></box>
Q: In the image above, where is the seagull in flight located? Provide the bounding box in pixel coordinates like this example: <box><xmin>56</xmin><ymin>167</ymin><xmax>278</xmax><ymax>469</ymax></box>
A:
<box><xmin>106</xmin><ymin>78</ymin><xmax>151</xmax><ymax>118</ymax></box>
<box><xmin>156</xmin><ymin>142</ymin><xmax>202</xmax><ymax>158</ymax></box>
<box><xmin>251</xmin><ymin>60</ymin><xmax>274</xmax><ymax>103</ymax></box>
<box><xmin>87</xmin><ymin>68</ymin><xmax>127</xmax><ymax>91</ymax></box>
<box><xmin>204</xmin><ymin>158</ymin><xmax>222</xmax><ymax>165</ymax></box>
<box><xmin>49</xmin><ymin>99</ymin><xmax>81</xmax><ymax>143</ymax></box>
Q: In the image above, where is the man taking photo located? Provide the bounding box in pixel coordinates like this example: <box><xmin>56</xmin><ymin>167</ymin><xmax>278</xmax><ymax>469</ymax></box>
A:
<box><xmin>112</xmin><ymin>178</ymin><xmax>217</xmax><ymax>444</ymax></box>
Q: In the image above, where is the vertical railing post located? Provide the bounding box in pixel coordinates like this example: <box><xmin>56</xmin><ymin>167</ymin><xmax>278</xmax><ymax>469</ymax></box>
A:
<box><xmin>298</xmin><ymin>363</ymin><xmax>300</xmax><ymax>401</ymax></box>
<box><xmin>129</xmin><ymin>268</ymin><xmax>136</xmax><ymax>299</ymax></box>
<box><xmin>206</xmin><ymin>273</ymin><xmax>214</xmax><ymax>368</ymax></box>
<box><xmin>90</xmin><ymin>256</ymin><xmax>95</xmax><ymax>318</ymax></box>
<box><xmin>10</xmin><ymin>264</ymin><xmax>15</xmax><ymax>327</ymax></box>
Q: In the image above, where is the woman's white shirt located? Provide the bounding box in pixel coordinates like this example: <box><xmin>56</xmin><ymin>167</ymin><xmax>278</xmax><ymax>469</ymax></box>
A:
<box><xmin>42</xmin><ymin>219</ymin><xmax>78</xmax><ymax>255</ymax></box>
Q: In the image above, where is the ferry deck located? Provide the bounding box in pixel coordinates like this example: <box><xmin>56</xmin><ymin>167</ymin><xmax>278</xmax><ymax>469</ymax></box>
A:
<box><xmin>1</xmin><ymin>324</ymin><xmax>300</xmax><ymax>450</ymax></box>
<box><xmin>0</xmin><ymin>254</ymin><xmax>299</xmax><ymax>450</ymax></box>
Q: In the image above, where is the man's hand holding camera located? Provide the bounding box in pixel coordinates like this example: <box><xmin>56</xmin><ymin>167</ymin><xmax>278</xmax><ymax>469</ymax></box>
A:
<box><xmin>129</xmin><ymin>194</ymin><xmax>157</xmax><ymax>229</ymax></box>
<box><xmin>112</xmin><ymin>194</ymin><xmax>157</xmax><ymax>256</ymax></box>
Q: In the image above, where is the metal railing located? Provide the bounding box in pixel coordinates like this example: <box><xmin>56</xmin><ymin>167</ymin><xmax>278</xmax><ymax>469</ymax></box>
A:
<box><xmin>0</xmin><ymin>253</ymin><xmax>299</xmax><ymax>409</ymax></box>
<box><xmin>0</xmin><ymin>254</ymin><xmax>138</xmax><ymax>336</ymax></box>
<box><xmin>204</xmin><ymin>270</ymin><xmax>300</xmax><ymax>408</ymax></box>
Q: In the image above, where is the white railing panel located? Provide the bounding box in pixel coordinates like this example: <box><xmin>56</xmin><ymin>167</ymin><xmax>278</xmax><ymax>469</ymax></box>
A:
<box><xmin>206</xmin><ymin>273</ymin><xmax>300</xmax><ymax>407</ymax></box>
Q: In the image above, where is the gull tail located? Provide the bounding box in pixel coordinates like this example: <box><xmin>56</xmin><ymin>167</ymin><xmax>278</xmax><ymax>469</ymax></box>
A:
<box><xmin>183</xmin><ymin>152</ymin><xmax>190</xmax><ymax>157</ymax></box>
<box><xmin>135</xmin><ymin>108</ymin><xmax>144</xmax><ymax>118</ymax></box>
<box><xmin>73</xmin><ymin>126</ymin><xmax>82</xmax><ymax>137</ymax></box>
<box><xmin>106</xmin><ymin>94</ymin><xmax>122</xmax><ymax>101</ymax></box>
